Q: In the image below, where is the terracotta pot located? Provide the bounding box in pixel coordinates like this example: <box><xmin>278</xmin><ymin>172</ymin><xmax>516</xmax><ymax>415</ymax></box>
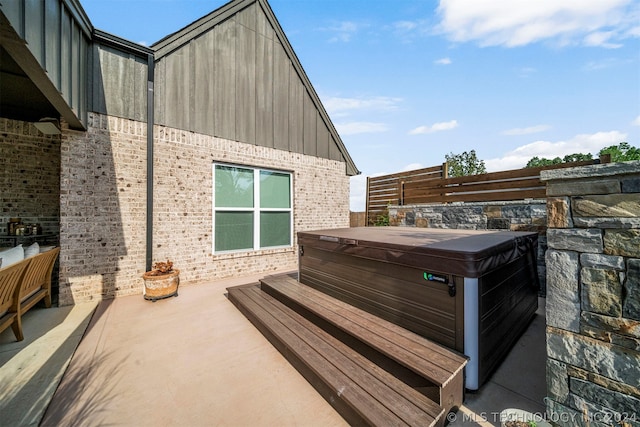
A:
<box><xmin>142</xmin><ymin>269</ymin><xmax>180</xmax><ymax>301</ymax></box>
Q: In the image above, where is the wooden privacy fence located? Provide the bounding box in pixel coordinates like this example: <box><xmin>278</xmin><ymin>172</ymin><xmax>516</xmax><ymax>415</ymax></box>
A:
<box><xmin>365</xmin><ymin>159</ymin><xmax>603</xmax><ymax>226</ymax></box>
<box><xmin>366</xmin><ymin>164</ymin><xmax>447</xmax><ymax>225</ymax></box>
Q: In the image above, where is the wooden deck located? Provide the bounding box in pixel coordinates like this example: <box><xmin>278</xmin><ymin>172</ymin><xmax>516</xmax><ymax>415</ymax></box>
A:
<box><xmin>227</xmin><ymin>274</ymin><xmax>468</xmax><ymax>426</ymax></box>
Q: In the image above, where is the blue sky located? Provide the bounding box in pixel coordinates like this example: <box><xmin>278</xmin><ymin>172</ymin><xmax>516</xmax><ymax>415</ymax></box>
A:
<box><xmin>81</xmin><ymin>0</ymin><xmax>640</xmax><ymax>211</ymax></box>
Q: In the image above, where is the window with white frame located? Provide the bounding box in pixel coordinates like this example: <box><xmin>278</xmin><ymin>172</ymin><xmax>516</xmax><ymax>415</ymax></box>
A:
<box><xmin>213</xmin><ymin>164</ymin><xmax>292</xmax><ymax>253</ymax></box>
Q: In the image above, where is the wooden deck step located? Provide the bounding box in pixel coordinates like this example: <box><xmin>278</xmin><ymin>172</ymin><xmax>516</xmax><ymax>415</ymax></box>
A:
<box><xmin>227</xmin><ymin>284</ymin><xmax>444</xmax><ymax>427</ymax></box>
<box><xmin>260</xmin><ymin>274</ymin><xmax>468</xmax><ymax>417</ymax></box>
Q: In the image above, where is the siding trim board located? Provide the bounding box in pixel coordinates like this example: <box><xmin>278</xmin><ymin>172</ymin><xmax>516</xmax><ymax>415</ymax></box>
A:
<box><xmin>93</xmin><ymin>29</ymin><xmax>154</xmax><ymax>57</ymax></box>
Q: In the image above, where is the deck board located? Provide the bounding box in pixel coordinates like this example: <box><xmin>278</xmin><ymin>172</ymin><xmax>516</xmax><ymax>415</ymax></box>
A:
<box><xmin>228</xmin><ymin>285</ymin><xmax>443</xmax><ymax>427</ymax></box>
<box><xmin>261</xmin><ymin>274</ymin><xmax>467</xmax><ymax>385</ymax></box>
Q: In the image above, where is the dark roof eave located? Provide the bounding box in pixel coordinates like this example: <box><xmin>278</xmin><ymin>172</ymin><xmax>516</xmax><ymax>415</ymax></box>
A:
<box><xmin>93</xmin><ymin>29</ymin><xmax>154</xmax><ymax>58</ymax></box>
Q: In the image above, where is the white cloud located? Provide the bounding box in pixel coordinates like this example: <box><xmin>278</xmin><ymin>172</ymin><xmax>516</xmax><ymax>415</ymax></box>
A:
<box><xmin>583</xmin><ymin>56</ymin><xmax>638</xmax><ymax>71</ymax></box>
<box><xmin>436</xmin><ymin>0</ymin><xmax>638</xmax><ymax>48</ymax></box>
<box><xmin>324</xmin><ymin>21</ymin><xmax>364</xmax><ymax>43</ymax></box>
<box><xmin>435</xmin><ymin>57</ymin><xmax>452</xmax><ymax>65</ymax></box>
<box><xmin>389</xmin><ymin>19</ymin><xmax>429</xmax><ymax>42</ymax></box>
<box><xmin>502</xmin><ymin>124</ymin><xmax>551</xmax><ymax>136</ymax></box>
<box><xmin>485</xmin><ymin>130</ymin><xmax>628</xmax><ymax>171</ymax></box>
<box><xmin>322</xmin><ymin>96</ymin><xmax>403</xmax><ymax>116</ymax></box>
<box><xmin>394</xmin><ymin>21</ymin><xmax>418</xmax><ymax>32</ymax></box>
<box><xmin>336</xmin><ymin>122</ymin><xmax>389</xmax><ymax>136</ymax></box>
<box><xmin>324</xmin><ymin>95</ymin><xmax>401</xmax><ymax>136</ymax></box>
<box><xmin>632</xmin><ymin>115</ymin><xmax>640</xmax><ymax>126</ymax></box>
<box><xmin>627</xmin><ymin>25</ymin><xmax>640</xmax><ymax>38</ymax></box>
<box><xmin>409</xmin><ymin>120</ymin><xmax>459</xmax><ymax>134</ymax></box>
<box><xmin>584</xmin><ymin>31</ymin><xmax>623</xmax><ymax>49</ymax></box>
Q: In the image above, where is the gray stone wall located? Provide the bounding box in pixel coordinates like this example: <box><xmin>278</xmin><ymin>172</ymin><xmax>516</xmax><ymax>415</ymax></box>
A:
<box><xmin>541</xmin><ymin>161</ymin><xmax>640</xmax><ymax>427</ymax></box>
<box><xmin>388</xmin><ymin>200</ymin><xmax>548</xmax><ymax>293</ymax></box>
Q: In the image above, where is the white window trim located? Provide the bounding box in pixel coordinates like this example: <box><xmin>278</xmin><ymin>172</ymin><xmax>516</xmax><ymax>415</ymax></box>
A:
<box><xmin>212</xmin><ymin>163</ymin><xmax>293</xmax><ymax>254</ymax></box>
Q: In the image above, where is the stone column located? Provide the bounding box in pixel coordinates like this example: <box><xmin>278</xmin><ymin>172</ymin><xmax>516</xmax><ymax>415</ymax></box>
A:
<box><xmin>541</xmin><ymin>161</ymin><xmax>640</xmax><ymax>427</ymax></box>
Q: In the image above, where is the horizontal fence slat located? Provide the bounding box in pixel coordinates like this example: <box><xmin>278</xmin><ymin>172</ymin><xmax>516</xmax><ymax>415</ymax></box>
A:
<box><xmin>403</xmin><ymin>188</ymin><xmax>546</xmax><ymax>204</ymax></box>
<box><xmin>369</xmin><ymin>193</ymin><xmax>400</xmax><ymax>200</ymax></box>
<box><xmin>368</xmin><ymin>165</ymin><xmax>445</xmax><ymax>182</ymax></box>
<box><xmin>404</xmin><ymin>178</ymin><xmax>543</xmax><ymax>197</ymax></box>
<box><xmin>368</xmin><ymin>188</ymin><xmax>399</xmax><ymax>195</ymax></box>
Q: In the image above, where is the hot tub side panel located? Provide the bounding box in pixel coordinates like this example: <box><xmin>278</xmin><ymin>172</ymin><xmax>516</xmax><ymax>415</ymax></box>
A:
<box><xmin>298</xmin><ymin>238</ymin><xmax>465</xmax><ymax>353</ymax></box>
<box><xmin>476</xmin><ymin>250</ymin><xmax>539</xmax><ymax>386</ymax></box>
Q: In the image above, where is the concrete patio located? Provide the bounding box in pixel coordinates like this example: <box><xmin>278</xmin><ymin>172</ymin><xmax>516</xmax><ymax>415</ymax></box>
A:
<box><xmin>0</xmin><ymin>271</ymin><xmax>547</xmax><ymax>426</ymax></box>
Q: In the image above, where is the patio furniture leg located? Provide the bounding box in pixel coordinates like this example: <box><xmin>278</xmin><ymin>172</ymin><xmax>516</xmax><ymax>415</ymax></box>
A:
<box><xmin>11</xmin><ymin>316</ymin><xmax>23</xmax><ymax>341</ymax></box>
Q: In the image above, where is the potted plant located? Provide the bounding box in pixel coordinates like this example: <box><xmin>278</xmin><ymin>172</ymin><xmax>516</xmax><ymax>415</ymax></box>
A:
<box><xmin>142</xmin><ymin>260</ymin><xmax>180</xmax><ymax>302</ymax></box>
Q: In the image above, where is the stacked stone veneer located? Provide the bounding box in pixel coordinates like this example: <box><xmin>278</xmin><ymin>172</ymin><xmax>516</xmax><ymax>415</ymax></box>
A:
<box><xmin>541</xmin><ymin>161</ymin><xmax>640</xmax><ymax>427</ymax></box>
<box><xmin>388</xmin><ymin>200</ymin><xmax>547</xmax><ymax>232</ymax></box>
<box><xmin>58</xmin><ymin>112</ymin><xmax>350</xmax><ymax>305</ymax></box>
<box><xmin>388</xmin><ymin>200</ymin><xmax>548</xmax><ymax>293</ymax></box>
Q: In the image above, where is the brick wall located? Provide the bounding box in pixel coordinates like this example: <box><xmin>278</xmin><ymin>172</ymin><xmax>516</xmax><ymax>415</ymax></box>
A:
<box><xmin>541</xmin><ymin>161</ymin><xmax>640</xmax><ymax>426</ymax></box>
<box><xmin>0</xmin><ymin>118</ymin><xmax>61</xmax><ymax>238</ymax></box>
<box><xmin>59</xmin><ymin>113</ymin><xmax>147</xmax><ymax>304</ymax></box>
<box><xmin>152</xmin><ymin>121</ymin><xmax>350</xmax><ymax>287</ymax></box>
<box><xmin>59</xmin><ymin>113</ymin><xmax>350</xmax><ymax>305</ymax></box>
<box><xmin>0</xmin><ymin>119</ymin><xmax>61</xmax><ymax>301</ymax></box>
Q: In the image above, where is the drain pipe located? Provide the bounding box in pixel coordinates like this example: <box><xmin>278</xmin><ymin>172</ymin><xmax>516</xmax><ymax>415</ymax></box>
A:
<box><xmin>146</xmin><ymin>53</ymin><xmax>155</xmax><ymax>272</ymax></box>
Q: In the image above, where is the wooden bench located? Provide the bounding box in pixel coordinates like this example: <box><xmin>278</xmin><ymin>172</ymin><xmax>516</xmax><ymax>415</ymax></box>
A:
<box><xmin>0</xmin><ymin>258</ymin><xmax>31</xmax><ymax>341</ymax></box>
<box><xmin>228</xmin><ymin>284</ymin><xmax>445</xmax><ymax>426</ymax></box>
<box><xmin>0</xmin><ymin>247</ymin><xmax>60</xmax><ymax>341</ymax></box>
<box><xmin>260</xmin><ymin>274</ymin><xmax>468</xmax><ymax>418</ymax></box>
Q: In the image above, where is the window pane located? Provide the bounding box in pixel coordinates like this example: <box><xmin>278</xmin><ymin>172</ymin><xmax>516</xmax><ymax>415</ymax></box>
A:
<box><xmin>215</xmin><ymin>165</ymin><xmax>254</xmax><ymax>208</ymax></box>
<box><xmin>215</xmin><ymin>212</ymin><xmax>254</xmax><ymax>251</ymax></box>
<box><xmin>260</xmin><ymin>212</ymin><xmax>291</xmax><ymax>248</ymax></box>
<box><xmin>260</xmin><ymin>171</ymin><xmax>290</xmax><ymax>208</ymax></box>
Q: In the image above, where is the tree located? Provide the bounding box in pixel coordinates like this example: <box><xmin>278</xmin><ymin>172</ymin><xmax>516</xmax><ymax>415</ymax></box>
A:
<box><xmin>525</xmin><ymin>156</ymin><xmax>562</xmax><ymax>168</ymax></box>
<box><xmin>445</xmin><ymin>150</ymin><xmax>487</xmax><ymax>177</ymax></box>
<box><xmin>599</xmin><ymin>142</ymin><xmax>640</xmax><ymax>162</ymax></box>
<box><xmin>524</xmin><ymin>142</ymin><xmax>639</xmax><ymax>168</ymax></box>
<box><xmin>562</xmin><ymin>153</ymin><xmax>593</xmax><ymax>163</ymax></box>
<box><xmin>525</xmin><ymin>153</ymin><xmax>592</xmax><ymax>168</ymax></box>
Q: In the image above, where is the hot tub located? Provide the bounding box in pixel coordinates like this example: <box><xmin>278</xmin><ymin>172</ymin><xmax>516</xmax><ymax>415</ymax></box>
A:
<box><xmin>297</xmin><ymin>227</ymin><xmax>539</xmax><ymax>390</ymax></box>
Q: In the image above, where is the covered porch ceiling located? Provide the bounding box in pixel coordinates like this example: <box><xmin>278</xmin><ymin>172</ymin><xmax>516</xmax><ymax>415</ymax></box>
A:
<box><xmin>0</xmin><ymin>10</ymin><xmax>84</xmax><ymax>129</ymax></box>
<box><xmin>0</xmin><ymin>44</ymin><xmax>59</xmax><ymax>124</ymax></box>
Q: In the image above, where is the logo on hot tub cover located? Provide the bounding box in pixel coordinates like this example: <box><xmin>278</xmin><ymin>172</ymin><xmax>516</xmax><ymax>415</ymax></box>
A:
<box><xmin>423</xmin><ymin>272</ymin><xmax>449</xmax><ymax>284</ymax></box>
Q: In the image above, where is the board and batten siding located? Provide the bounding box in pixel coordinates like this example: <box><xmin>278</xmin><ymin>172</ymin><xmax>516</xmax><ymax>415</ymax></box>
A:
<box><xmin>90</xmin><ymin>42</ymin><xmax>150</xmax><ymax>122</ymax></box>
<box><xmin>154</xmin><ymin>1</ymin><xmax>342</xmax><ymax>165</ymax></box>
